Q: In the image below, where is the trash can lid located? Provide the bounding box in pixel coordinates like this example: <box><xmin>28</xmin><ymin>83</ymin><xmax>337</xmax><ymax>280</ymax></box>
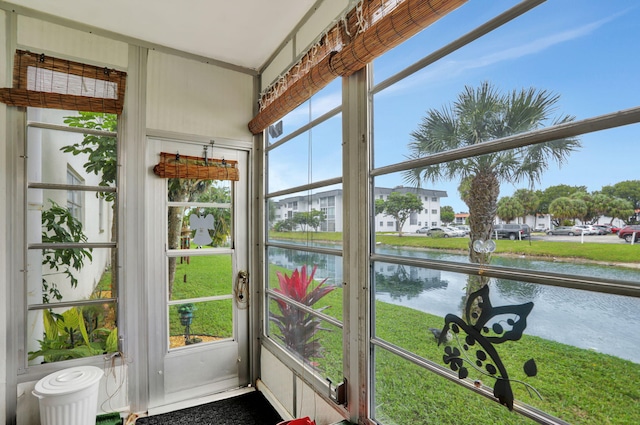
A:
<box><xmin>34</xmin><ymin>366</ymin><xmax>104</xmax><ymax>396</ymax></box>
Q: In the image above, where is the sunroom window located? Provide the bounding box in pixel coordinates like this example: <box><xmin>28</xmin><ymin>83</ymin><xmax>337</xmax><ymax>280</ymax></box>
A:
<box><xmin>264</xmin><ymin>79</ymin><xmax>344</xmax><ymax>389</ymax></box>
<box><xmin>370</xmin><ymin>1</ymin><xmax>640</xmax><ymax>424</ymax></box>
<box><xmin>25</xmin><ymin>108</ymin><xmax>118</xmax><ymax>366</ymax></box>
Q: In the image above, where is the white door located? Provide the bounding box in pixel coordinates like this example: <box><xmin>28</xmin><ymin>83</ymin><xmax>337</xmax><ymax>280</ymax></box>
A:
<box><xmin>146</xmin><ymin>138</ymin><xmax>250</xmax><ymax>409</ymax></box>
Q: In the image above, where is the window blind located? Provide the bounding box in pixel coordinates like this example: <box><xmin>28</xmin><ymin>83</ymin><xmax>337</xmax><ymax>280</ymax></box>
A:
<box><xmin>0</xmin><ymin>50</ymin><xmax>127</xmax><ymax>114</ymax></box>
<box><xmin>248</xmin><ymin>0</ymin><xmax>466</xmax><ymax>134</ymax></box>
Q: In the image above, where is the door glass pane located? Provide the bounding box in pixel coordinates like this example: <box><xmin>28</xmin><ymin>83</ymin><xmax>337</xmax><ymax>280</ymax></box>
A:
<box><xmin>169</xmin><ymin>299</ymin><xmax>233</xmax><ymax>349</ymax></box>
<box><xmin>166</xmin><ymin>177</ymin><xmax>235</xmax><ymax>350</ymax></box>
<box><xmin>170</xmin><ymin>254</ymin><xmax>232</xmax><ymax>301</ymax></box>
<box><xmin>167</xmin><ymin>179</ymin><xmax>232</xmax><ymax>249</ymax></box>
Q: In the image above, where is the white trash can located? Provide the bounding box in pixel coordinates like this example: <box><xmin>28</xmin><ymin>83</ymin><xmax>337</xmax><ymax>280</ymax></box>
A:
<box><xmin>33</xmin><ymin>366</ymin><xmax>104</xmax><ymax>425</ymax></box>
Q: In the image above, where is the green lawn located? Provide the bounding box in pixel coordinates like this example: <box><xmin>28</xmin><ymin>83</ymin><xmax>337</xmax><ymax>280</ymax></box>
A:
<box><xmin>145</xmin><ymin>238</ymin><xmax>640</xmax><ymax>423</ymax></box>
<box><xmin>270</xmin><ymin>231</ymin><xmax>640</xmax><ymax>264</ymax></box>
<box><xmin>264</xmin><ymin>281</ymin><xmax>640</xmax><ymax>424</ymax></box>
<box><xmin>169</xmin><ymin>255</ymin><xmax>234</xmax><ymax>339</ymax></box>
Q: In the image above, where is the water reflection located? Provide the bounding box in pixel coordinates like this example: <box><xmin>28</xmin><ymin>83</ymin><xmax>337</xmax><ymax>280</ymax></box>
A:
<box><xmin>375</xmin><ymin>264</ymin><xmax>640</xmax><ymax>364</ymax></box>
<box><xmin>373</xmin><ymin>263</ymin><xmax>447</xmax><ymax>300</ymax></box>
<box><xmin>268</xmin><ymin>246</ymin><xmax>342</xmax><ymax>287</ymax></box>
<box><xmin>269</xmin><ymin>243</ymin><xmax>640</xmax><ymax>363</ymax></box>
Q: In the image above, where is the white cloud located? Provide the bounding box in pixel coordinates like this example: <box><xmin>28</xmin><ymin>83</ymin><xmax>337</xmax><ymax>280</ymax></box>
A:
<box><xmin>383</xmin><ymin>13</ymin><xmax>622</xmax><ymax>97</ymax></box>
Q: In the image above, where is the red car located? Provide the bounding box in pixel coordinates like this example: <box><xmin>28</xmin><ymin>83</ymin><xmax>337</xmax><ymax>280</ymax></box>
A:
<box><xmin>617</xmin><ymin>225</ymin><xmax>640</xmax><ymax>243</ymax></box>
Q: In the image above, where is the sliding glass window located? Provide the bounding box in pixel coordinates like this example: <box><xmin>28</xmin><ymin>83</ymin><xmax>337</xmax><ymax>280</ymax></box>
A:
<box><xmin>265</xmin><ymin>79</ymin><xmax>344</xmax><ymax>386</ymax></box>
<box><xmin>370</xmin><ymin>1</ymin><xmax>640</xmax><ymax>424</ymax></box>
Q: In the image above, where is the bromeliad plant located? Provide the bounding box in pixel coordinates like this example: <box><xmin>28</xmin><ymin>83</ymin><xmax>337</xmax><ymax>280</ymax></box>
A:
<box><xmin>270</xmin><ymin>265</ymin><xmax>335</xmax><ymax>363</ymax></box>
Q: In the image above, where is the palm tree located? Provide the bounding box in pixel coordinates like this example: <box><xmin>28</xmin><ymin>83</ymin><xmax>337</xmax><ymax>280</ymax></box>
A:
<box><xmin>405</xmin><ymin>82</ymin><xmax>580</xmax><ymax>269</ymax></box>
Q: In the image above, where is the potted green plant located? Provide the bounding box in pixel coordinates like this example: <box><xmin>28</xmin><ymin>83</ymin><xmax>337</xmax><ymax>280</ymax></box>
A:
<box><xmin>270</xmin><ymin>265</ymin><xmax>335</xmax><ymax>364</ymax></box>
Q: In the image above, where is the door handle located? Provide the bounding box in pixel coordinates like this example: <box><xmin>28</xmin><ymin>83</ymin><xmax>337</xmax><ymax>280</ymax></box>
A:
<box><xmin>235</xmin><ymin>270</ymin><xmax>249</xmax><ymax>308</ymax></box>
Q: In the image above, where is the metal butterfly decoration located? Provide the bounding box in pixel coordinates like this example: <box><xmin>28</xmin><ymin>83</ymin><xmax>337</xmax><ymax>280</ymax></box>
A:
<box><xmin>434</xmin><ymin>284</ymin><xmax>540</xmax><ymax>410</ymax></box>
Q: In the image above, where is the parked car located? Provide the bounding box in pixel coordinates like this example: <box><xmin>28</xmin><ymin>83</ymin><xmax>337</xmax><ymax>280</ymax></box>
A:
<box><xmin>618</xmin><ymin>225</ymin><xmax>640</xmax><ymax>243</ymax></box>
<box><xmin>592</xmin><ymin>225</ymin><xmax>611</xmax><ymax>235</ymax></box>
<box><xmin>573</xmin><ymin>225</ymin><xmax>598</xmax><ymax>235</ymax></box>
<box><xmin>445</xmin><ymin>226</ymin><xmax>466</xmax><ymax>237</ymax></box>
<box><xmin>546</xmin><ymin>226</ymin><xmax>580</xmax><ymax>236</ymax></box>
<box><xmin>452</xmin><ymin>225</ymin><xmax>470</xmax><ymax>235</ymax></box>
<box><xmin>493</xmin><ymin>223</ymin><xmax>530</xmax><ymax>240</ymax></box>
<box><xmin>416</xmin><ymin>226</ymin><xmax>430</xmax><ymax>234</ymax></box>
<box><xmin>423</xmin><ymin>226</ymin><xmax>460</xmax><ymax>238</ymax></box>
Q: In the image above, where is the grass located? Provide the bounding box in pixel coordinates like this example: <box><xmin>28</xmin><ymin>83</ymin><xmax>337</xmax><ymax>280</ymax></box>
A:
<box><xmin>301</xmin><ymin>286</ymin><xmax>640</xmax><ymax>424</ymax></box>
<box><xmin>169</xmin><ymin>255</ymin><xmax>234</xmax><ymax>339</ymax></box>
<box><xmin>264</xmin><ymin>262</ymin><xmax>640</xmax><ymax>424</ymax></box>
<box><xmin>270</xmin><ymin>231</ymin><xmax>640</xmax><ymax>264</ymax></box>
<box><xmin>99</xmin><ymin>234</ymin><xmax>640</xmax><ymax>423</ymax></box>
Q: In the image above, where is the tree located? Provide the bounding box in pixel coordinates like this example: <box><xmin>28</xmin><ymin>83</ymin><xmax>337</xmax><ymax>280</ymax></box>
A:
<box><xmin>406</xmin><ymin>82</ymin><xmax>580</xmax><ymax>268</ymax></box>
<box><xmin>274</xmin><ymin>218</ymin><xmax>296</xmax><ymax>232</ymax></box>
<box><xmin>549</xmin><ymin>197</ymin><xmax>587</xmax><ymax>225</ymax></box>
<box><xmin>379</xmin><ymin>192</ymin><xmax>423</xmax><ymax>236</ymax></box>
<box><xmin>496</xmin><ymin>196</ymin><xmax>524</xmax><ymax>223</ymax></box>
<box><xmin>569</xmin><ymin>192</ymin><xmax>612</xmax><ymax>224</ymax></box>
<box><xmin>62</xmin><ymin>113</ymin><xmax>117</xmax><ymax>294</ymax></box>
<box><xmin>440</xmin><ymin>205</ymin><xmax>455</xmax><ymax>224</ymax></box>
<box><xmin>513</xmin><ymin>188</ymin><xmax>539</xmax><ymax>225</ymax></box>
<box><xmin>601</xmin><ymin>180</ymin><xmax>640</xmax><ymax>223</ymax></box>
<box><xmin>374</xmin><ymin>199</ymin><xmax>386</xmax><ymax>216</ymax></box>
<box><xmin>63</xmin><ymin>113</ymin><xmax>118</xmax><ymax>197</ymax></box>
<box><xmin>536</xmin><ymin>184</ymin><xmax>587</xmax><ymax>216</ymax></box>
<box><xmin>293</xmin><ymin>209</ymin><xmax>326</xmax><ymax>232</ymax></box>
<box><xmin>41</xmin><ymin>200</ymin><xmax>93</xmax><ymax>303</ymax></box>
<box><xmin>167</xmin><ymin>178</ymin><xmax>210</xmax><ymax>298</ymax></box>
<box><xmin>606</xmin><ymin>197</ymin><xmax>635</xmax><ymax>225</ymax></box>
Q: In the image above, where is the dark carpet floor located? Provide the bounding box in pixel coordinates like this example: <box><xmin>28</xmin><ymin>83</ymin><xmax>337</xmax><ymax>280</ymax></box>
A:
<box><xmin>135</xmin><ymin>391</ymin><xmax>283</xmax><ymax>425</ymax></box>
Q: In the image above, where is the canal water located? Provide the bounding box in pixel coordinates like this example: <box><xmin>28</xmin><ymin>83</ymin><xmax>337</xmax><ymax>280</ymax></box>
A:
<box><xmin>269</xmin><ymin>243</ymin><xmax>640</xmax><ymax>363</ymax></box>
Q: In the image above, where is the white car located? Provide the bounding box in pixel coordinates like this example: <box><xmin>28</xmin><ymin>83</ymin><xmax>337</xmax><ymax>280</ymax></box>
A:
<box><xmin>573</xmin><ymin>225</ymin><xmax>597</xmax><ymax>235</ymax></box>
<box><xmin>423</xmin><ymin>226</ymin><xmax>460</xmax><ymax>238</ymax></box>
<box><xmin>452</xmin><ymin>225</ymin><xmax>470</xmax><ymax>235</ymax></box>
<box><xmin>445</xmin><ymin>226</ymin><xmax>466</xmax><ymax>237</ymax></box>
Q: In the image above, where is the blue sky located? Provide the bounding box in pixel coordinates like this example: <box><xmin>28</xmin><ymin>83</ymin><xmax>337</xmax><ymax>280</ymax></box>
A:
<box><xmin>270</xmin><ymin>0</ymin><xmax>640</xmax><ymax>214</ymax></box>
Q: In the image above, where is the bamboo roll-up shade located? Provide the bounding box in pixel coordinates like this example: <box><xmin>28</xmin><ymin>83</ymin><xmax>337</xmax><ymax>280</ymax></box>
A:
<box><xmin>331</xmin><ymin>0</ymin><xmax>466</xmax><ymax>77</ymax></box>
<box><xmin>0</xmin><ymin>50</ymin><xmax>127</xmax><ymax>114</ymax></box>
<box><xmin>153</xmin><ymin>152</ymin><xmax>240</xmax><ymax>181</ymax></box>
<box><xmin>248</xmin><ymin>53</ymin><xmax>338</xmax><ymax>135</ymax></box>
<box><xmin>248</xmin><ymin>0</ymin><xmax>466</xmax><ymax>135</ymax></box>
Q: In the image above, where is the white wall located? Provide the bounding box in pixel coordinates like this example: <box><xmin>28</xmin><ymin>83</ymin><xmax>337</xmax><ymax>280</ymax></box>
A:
<box><xmin>259</xmin><ymin>348</ymin><xmax>345</xmax><ymax>424</ymax></box>
<box><xmin>17</xmin><ymin>15</ymin><xmax>128</xmax><ymax>69</ymax></box>
<box><xmin>146</xmin><ymin>51</ymin><xmax>254</xmax><ymax>141</ymax></box>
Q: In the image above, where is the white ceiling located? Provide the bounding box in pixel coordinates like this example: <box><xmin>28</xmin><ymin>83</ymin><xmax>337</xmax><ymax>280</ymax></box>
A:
<box><xmin>3</xmin><ymin>0</ymin><xmax>325</xmax><ymax>71</ymax></box>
